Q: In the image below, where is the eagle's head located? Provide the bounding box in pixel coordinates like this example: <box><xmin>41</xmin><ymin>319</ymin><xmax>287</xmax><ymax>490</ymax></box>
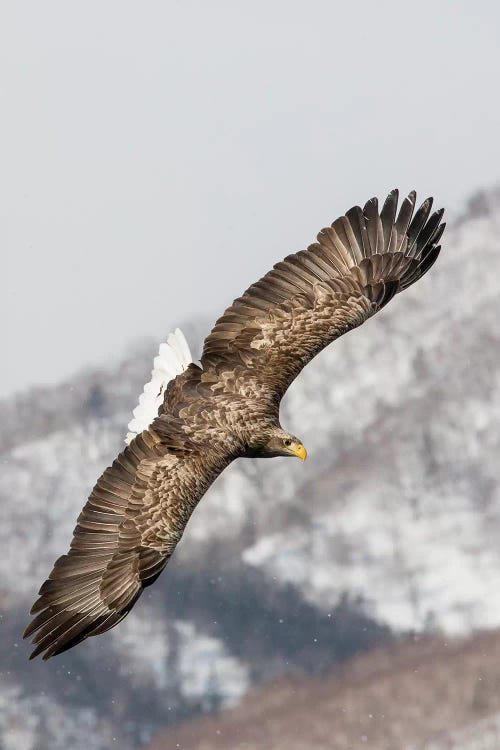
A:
<box><xmin>247</xmin><ymin>426</ymin><xmax>307</xmax><ymax>461</ymax></box>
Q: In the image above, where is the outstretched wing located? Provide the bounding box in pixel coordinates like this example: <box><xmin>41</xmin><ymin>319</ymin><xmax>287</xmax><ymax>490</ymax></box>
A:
<box><xmin>201</xmin><ymin>190</ymin><xmax>445</xmax><ymax>399</ymax></box>
<box><xmin>24</xmin><ymin>426</ymin><xmax>221</xmax><ymax>660</ymax></box>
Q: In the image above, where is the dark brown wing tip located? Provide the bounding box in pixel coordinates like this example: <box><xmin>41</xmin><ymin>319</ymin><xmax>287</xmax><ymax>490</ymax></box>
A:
<box><xmin>29</xmin><ymin>644</ymin><xmax>45</xmax><ymax>660</ymax></box>
<box><xmin>25</xmin><ymin>613</ymin><xmax>94</xmax><ymax>661</ymax></box>
<box><xmin>24</xmin><ymin>587</ymin><xmax>142</xmax><ymax>660</ymax></box>
<box><xmin>363</xmin><ymin>196</ymin><xmax>378</xmax><ymax>213</ymax></box>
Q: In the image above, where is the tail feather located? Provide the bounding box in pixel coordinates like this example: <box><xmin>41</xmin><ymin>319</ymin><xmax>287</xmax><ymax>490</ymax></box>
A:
<box><xmin>125</xmin><ymin>328</ymin><xmax>193</xmax><ymax>444</ymax></box>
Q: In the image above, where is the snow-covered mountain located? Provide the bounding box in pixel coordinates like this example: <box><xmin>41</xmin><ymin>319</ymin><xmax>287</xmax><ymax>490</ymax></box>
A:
<box><xmin>1</xmin><ymin>187</ymin><xmax>499</xmax><ymax>750</ymax></box>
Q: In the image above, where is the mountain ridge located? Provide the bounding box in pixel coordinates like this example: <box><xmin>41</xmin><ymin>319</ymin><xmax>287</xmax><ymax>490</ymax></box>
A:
<box><xmin>1</xmin><ymin>185</ymin><xmax>499</xmax><ymax>750</ymax></box>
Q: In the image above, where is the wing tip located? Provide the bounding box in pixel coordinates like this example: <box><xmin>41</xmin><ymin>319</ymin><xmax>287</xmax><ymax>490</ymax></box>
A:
<box><xmin>342</xmin><ymin>188</ymin><xmax>445</xmax><ymax>295</ymax></box>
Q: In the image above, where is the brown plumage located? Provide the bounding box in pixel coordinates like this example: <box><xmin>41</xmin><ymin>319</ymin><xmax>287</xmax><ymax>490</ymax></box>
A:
<box><xmin>24</xmin><ymin>189</ymin><xmax>445</xmax><ymax>659</ymax></box>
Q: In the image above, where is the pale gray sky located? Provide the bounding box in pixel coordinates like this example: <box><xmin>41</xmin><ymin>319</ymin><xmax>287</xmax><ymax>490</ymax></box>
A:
<box><xmin>3</xmin><ymin>0</ymin><xmax>500</xmax><ymax>398</ymax></box>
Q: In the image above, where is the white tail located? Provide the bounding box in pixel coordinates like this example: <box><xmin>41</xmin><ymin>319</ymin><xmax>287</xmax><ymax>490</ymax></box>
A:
<box><xmin>125</xmin><ymin>328</ymin><xmax>193</xmax><ymax>444</ymax></box>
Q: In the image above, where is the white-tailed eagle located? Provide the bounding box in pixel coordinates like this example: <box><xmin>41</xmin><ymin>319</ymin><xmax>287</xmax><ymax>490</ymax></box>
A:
<box><xmin>24</xmin><ymin>189</ymin><xmax>445</xmax><ymax>659</ymax></box>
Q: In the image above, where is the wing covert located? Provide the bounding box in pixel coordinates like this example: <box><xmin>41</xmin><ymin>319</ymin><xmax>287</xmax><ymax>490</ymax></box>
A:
<box><xmin>201</xmin><ymin>190</ymin><xmax>444</xmax><ymax>398</ymax></box>
<box><xmin>24</xmin><ymin>427</ymin><xmax>225</xmax><ymax>659</ymax></box>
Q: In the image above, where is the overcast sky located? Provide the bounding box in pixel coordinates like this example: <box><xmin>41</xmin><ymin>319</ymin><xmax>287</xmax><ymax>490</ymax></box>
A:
<box><xmin>3</xmin><ymin>0</ymin><xmax>500</xmax><ymax>398</ymax></box>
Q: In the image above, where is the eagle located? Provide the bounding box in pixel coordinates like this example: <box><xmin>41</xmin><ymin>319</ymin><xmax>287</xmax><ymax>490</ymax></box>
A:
<box><xmin>24</xmin><ymin>189</ymin><xmax>445</xmax><ymax>659</ymax></box>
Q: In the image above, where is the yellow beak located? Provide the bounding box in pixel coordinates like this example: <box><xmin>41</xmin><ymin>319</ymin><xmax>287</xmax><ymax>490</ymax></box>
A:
<box><xmin>293</xmin><ymin>443</ymin><xmax>307</xmax><ymax>462</ymax></box>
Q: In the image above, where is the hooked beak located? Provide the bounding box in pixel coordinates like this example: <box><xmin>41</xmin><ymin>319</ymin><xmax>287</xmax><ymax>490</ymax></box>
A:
<box><xmin>292</xmin><ymin>443</ymin><xmax>307</xmax><ymax>462</ymax></box>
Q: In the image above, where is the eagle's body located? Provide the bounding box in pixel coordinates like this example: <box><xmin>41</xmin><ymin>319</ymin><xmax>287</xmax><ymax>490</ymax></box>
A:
<box><xmin>24</xmin><ymin>189</ymin><xmax>445</xmax><ymax>659</ymax></box>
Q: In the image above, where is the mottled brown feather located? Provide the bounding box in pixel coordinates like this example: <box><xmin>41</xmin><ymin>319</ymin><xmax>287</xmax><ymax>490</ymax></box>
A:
<box><xmin>25</xmin><ymin>423</ymin><xmax>233</xmax><ymax>659</ymax></box>
<box><xmin>201</xmin><ymin>190</ymin><xmax>444</xmax><ymax>399</ymax></box>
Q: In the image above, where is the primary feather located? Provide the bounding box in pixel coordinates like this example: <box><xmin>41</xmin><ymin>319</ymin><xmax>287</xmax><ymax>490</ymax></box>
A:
<box><xmin>24</xmin><ymin>189</ymin><xmax>445</xmax><ymax>659</ymax></box>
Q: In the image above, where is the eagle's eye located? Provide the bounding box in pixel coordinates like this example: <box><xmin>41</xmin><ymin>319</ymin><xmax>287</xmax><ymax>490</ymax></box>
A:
<box><xmin>283</xmin><ymin>438</ymin><xmax>292</xmax><ymax>447</ymax></box>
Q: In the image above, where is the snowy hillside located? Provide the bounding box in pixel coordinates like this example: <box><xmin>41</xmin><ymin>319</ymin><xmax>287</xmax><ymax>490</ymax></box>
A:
<box><xmin>1</xmin><ymin>187</ymin><xmax>500</xmax><ymax>750</ymax></box>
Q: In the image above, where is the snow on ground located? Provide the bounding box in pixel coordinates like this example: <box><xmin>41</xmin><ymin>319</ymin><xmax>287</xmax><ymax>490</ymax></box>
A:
<box><xmin>109</xmin><ymin>606</ymin><xmax>249</xmax><ymax>707</ymax></box>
